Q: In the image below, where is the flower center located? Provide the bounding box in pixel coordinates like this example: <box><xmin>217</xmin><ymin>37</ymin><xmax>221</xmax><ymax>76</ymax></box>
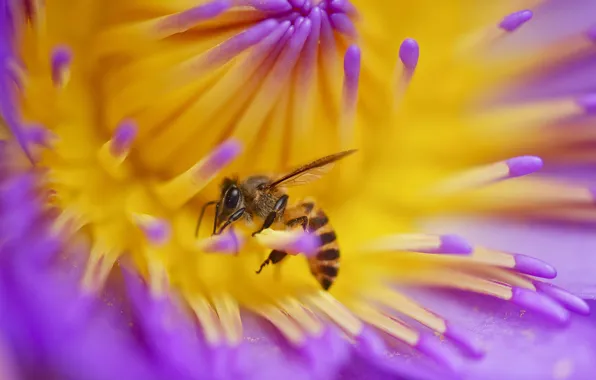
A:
<box><xmin>87</xmin><ymin>0</ymin><xmax>363</xmax><ymax>183</ymax></box>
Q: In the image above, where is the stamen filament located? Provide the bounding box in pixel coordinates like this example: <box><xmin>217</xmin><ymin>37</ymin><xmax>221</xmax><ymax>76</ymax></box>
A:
<box><xmin>153</xmin><ymin>0</ymin><xmax>232</xmax><ymax>37</ymax></box>
<box><xmin>468</xmin><ymin>247</ymin><xmax>556</xmax><ymax>279</ymax></box>
<box><xmin>131</xmin><ymin>214</ymin><xmax>171</xmax><ymax>246</ymax></box>
<box><xmin>340</xmin><ymin>44</ymin><xmax>361</xmax><ymax>151</ymax></box>
<box><xmin>189</xmin><ymin>297</ymin><xmax>223</xmax><ymax>345</ymax></box>
<box><xmin>179</xmin><ymin>19</ymin><xmax>279</xmax><ymax>75</ymax></box>
<box><xmin>277</xmin><ymin>298</ymin><xmax>324</xmax><ymax>336</ymax></box>
<box><xmin>473</xmin><ymin>95</ymin><xmax>596</xmax><ymax>134</ymax></box>
<box><xmin>353</xmin><ymin>304</ymin><xmax>418</xmax><ymax>345</ymax></box>
<box><xmin>255</xmin><ymin>305</ymin><xmax>305</xmax><ymax>345</ymax></box>
<box><xmin>394</xmin><ymin>38</ymin><xmax>419</xmax><ymax>107</ymax></box>
<box><xmin>212</xmin><ymin>294</ymin><xmax>243</xmax><ymax>345</ymax></box>
<box><xmin>458</xmin><ymin>9</ymin><xmax>533</xmax><ymax>53</ymax></box>
<box><xmin>238</xmin><ymin>0</ymin><xmax>292</xmax><ymax>12</ymax></box>
<box><xmin>196</xmin><ymin>230</ymin><xmax>243</xmax><ymax>255</ymax></box>
<box><xmin>232</xmin><ymin>19</ymin><xmax>312</xmax><ymax>146</ymax></box>
<box><xmin>254</xmin><ymin>229</ymin><xmax>320</xmax><ymax>256</ymax></box>
<box><xmin>154</xmin><ymin>139</ymin><xmax>241</xmax><ymax>209</ymax></box>
<box><xmin>50</xmin><ymin>45</ymin><xmax>72</xmax><ymax>88</ymax></box>
<box><xmin>431</xmin><ymin>156</ymin><xmax>543</xmax><ymax>195</ymax></box>
<box><xmin>361</xmin><ymin>234</ymin><xmax>472</xmax><ymax>255</ymax></box>
<box><xmin>304</xmin><ymin>291</ymin><xmax>362</xmax><ymax>336</ymax></box>
<box><xmin>98</xmin><ymin>121</ymin><xmax>138</xmax><ymax>178</ymax></box>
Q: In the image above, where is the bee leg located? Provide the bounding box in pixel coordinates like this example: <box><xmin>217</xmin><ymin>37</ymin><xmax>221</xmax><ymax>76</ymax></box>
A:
<box><xmin>251</xmin><ymin>195</ymin><xmax>289</xmax><ymax>237</ymax></box>
<box><xmin>255</xmin><ymin>250</ymin><xmax>288</xmax><ymax>274</ymax></box>
<box><xmin>215</xmin><ymin>207</ymin><xmax>245</xmax><ymax>235</ymax></box>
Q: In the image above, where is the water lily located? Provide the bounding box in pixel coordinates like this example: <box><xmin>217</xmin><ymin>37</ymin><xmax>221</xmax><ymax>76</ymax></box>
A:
<box><xmin>1</xmin><ymin>0</ymin><xmax>595</xmax><ymax>379</ymax></box>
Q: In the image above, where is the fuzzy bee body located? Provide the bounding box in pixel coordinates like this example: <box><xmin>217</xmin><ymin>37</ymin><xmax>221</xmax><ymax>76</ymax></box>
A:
<box><xmin>196</xmin><ymin>150</ymin><xmax>355</xmax><ymax>291</ymax></box>
<box><xmin>293</xmin><ymin>201</ymin><xmax>340</xmax><ymax>290</ymax></box>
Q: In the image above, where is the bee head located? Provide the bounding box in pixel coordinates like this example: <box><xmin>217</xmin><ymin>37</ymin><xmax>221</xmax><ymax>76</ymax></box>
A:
<box><xmin>215</xmin><ymin>177</ymin><xmax>244</xmax><ymax>233</ymax></box>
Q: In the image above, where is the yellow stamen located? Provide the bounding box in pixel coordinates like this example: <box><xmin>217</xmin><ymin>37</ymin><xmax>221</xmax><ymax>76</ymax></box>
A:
<box><xmin>361</xmin><ymin>234</ymin><xmax>444</xmax><ymax>253</ymax></box>
<box><xmin>50</xmin><ymin>208</ymin><xmax>86</xmax><ymax>237</ymax></box>
<box><xmin>478</xmin><ymin>178</ymin><xmax>595</xmax><ymax>207</ymax></box>
<box><xmin>81</xmin><ymin>244</ymin><xmax>117</xmax><ymax>292</ymax></box>
<box><xmin>304</xmin><ymin>291</ymin><xmax>362</xmax><ymax>337</ymax></box>
<box><xmin>254</xmin><ymin>305</ymin><xmax>305</xmax><ymax>345</ymax></box>
<box><xmin>412</xmin><ymin>270</ymin><xmax>513</xmax><ymax>300</ymax></box>
<box><xmin>471</xmin><ymin>98</ymin><xmax>589</xmax><ymax>134</ymax></box>
<box><xmin>353</xmin><ymin>303</ymin><xmax>418</xmax><ymax>346</ymax></box>
<box><xmin>457</xmin><ymin>25</ymin><xmax>510</xmax><ymax>54</ymax></box>
<box><xmin>431</xmin><ymin>162</ymin><xmax>514</xmax><ymax>195</ymax></box>
<box><xmin>146</xmin><ymin>257</ymin><xmax>168</xmax><ymax>296</ymax></box>
<box><xmin>97</xmin><ymin>142</ymin><xmax>131</xmax><ymax>180</ymax></box>
<box><xmin>212</xmin><ymin>294</ymin><xmax>243</xmax><ymax>345</ymax></box>
<box><xmin>253</xmin><ymin>228</ymin><xmax>316</xmax><ymax>256</ymax></box>
<box><xmin>153</xmin><ymin>140</ymin><xmax>237</xmax><ymax>210</ymax></box>
<box><xmin>277</xmin><ymin>297</ymin><xmax>324</xmax><ymax>337</ymax></box>
<box><xmin>369</xmin><ymin>288</ymin><xmax>446</xmax><ymax>333</ymax></box>
<box><xmin>468</xmin><ymin>246</ymin><xmax>516</xmax><ymax>267</ymax></box>
<box><xmin>189</xmin><ymin>297</ymin><xmax>222</xmax><ymax>346</ymax></box>
<box><xmin>467</xmin><ymin>267</ymin><xmax>536</xmax><ymax>290</ymax></box>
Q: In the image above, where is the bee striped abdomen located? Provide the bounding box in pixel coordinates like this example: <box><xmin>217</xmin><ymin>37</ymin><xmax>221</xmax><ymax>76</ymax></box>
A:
<box><xmin>304</xmin><ymin>205</ymin><xmax>340</xmax><ymax>291</ymax></box>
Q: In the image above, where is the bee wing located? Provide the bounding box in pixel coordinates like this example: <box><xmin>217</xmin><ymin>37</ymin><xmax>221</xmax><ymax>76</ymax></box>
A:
<box><xmin>266</xmin><ymin>149</ymin><xmax>357</xmax><ymax>189</ymax></box>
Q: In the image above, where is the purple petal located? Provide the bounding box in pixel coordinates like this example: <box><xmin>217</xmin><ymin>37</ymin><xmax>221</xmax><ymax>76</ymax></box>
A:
<box><xmin>405</xmin><ymin>290</ymin><xmax>596</xmax><ymax>379</ymax></box>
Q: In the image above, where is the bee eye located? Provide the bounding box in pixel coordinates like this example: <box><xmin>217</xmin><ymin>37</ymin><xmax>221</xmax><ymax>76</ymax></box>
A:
<box><xmin>224</xmin><ymin>188</ymin><xmax>240</xmax><ymax>209</ymax></box>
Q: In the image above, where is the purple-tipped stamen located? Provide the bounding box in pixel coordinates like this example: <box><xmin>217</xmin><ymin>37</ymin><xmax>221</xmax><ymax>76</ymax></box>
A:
<box><xmin>513</xmin><ymin>254</ymin><xmax>557</xmax><ymax>279</ymax></box>
<box><xmin>329</xmin><ymin>0</ymin><xmax>358</xmax><ymax>17</ymax></box>
<box><xmin>437</xmin><ymin>234</ymin><xmax>473</xmax><ymax>255</ymax></box>
<box><xmin>415</xmin><ymin>333</ymin><xmax>460</xmax><ymax>372</ymax></box>
<box><xmin>399</xmin><ymin>38</ymin><xmax>419</xmax><ymax>72</ymax></box>
<box><xmin>259</xmin><ymin>230</ymin><xmax>321</xmax><ymax>256</ymax></box>
<box><xmin>295</xmin><ymin>7</ymin><xmax>321</xmax><ymax>83</ymax></box>
<box><xmin>498</xmin><ymin>10</ymin><xmax>533</xmax><ymax>32</ymax></box>
<box><xmin>510</xmin><ymin>287</ymin><xmax>569</xmax><ymax>325</ymax></box>
<box><xmin>342</xmin><ymin>44</ymin><xmax>361</xmax><ymax>111</ymax></box>
<box><xmin>443</xmin><ymin>322</ymin><xmax>485</xmax><ymax>359</ymax></box>
<box><xmin>25</xmin><ymin>124</ymin><xmax>56</xmax><ymax>147</ymax></box>
<box><xmin>329</xmin><ymin>13</ymin><xmax>357</xmax><ymax>39</ymax></box>
<box><xmin>195</xmin><ymin>139</ymin><xmax>242</xmax><ymax>180</ymax></box>
<box><xmin>319</xmin><ymin>9</ymin><xmax>338</xmax><ymax>56</ymax></box>
<box><xmin>343</xmin><ymin>45</ymin><xmax>361</xmax><ymax>88</ymax></box>
<box><xmin>533</xmin><ymin>282</ymin><xmax>590</xmax><ymax>316</ymax></box>
<box><xmin>137</xmin><ymin>216</ymin><xmax>172</xmax><ymax>246</ymax></box>
<box><xmin>244</xmin><ymin>0</ymin><xmax>292</xmax><ymax>12</ymax></box>
<box><xmin>505</xmin><ymin>156</ymin><xmax>543</xmax><ymax>178</ymax></box>
<box><xmin>50</xmin><ymin>45</ymin><xmax>72</xmax><ymax>87</ymax></box>
<box><xmin>289</xmin><ymin>0</ymin><xmax>306</xmax><ymax>8</ymax></box>
<box><xmin>284</xmin><ymin>231</ymin><xmax>320</xmax><ymax>256</ymax></box>
<box><xmin>110</xmin><ymin>120</ymin><xmax>138</xmax><ymax>157</ymax></box>
<box><xmin>195</xmin><ymin>19</ymin><xmax>279</xmax><ymax>71</ymax></box>
<box><xmin>200</xmin><ymin>230</ymin><xmax>243</xmax><ymax>255</ymax></box>
<box><xmin>576</xmin><ymin>94</ymin><xmax>596</xmax><ymax>114</ymax></box>
<box><xmin>261</xmin><ymin>18</ymin><xmax>311</xmax><ymax>93</ymax></box>
<box><xmin>157</xmin><ymin>0</ymin><xmax>231</xmax><ymax>33</ymax></box>
<box><xmin>302</xmin><ymin>0</ymin><xmax>313</xmax><ymax>13</ymax></box>
<box><xmin>409</xmin><ymin>235</ymin><xmax>472</xmax><ymax>255</ymax></box>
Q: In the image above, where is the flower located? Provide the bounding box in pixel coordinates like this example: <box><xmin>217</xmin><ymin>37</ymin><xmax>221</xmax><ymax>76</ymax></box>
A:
<box><xmin>1</xmin><ymin>0</ymin><xmax>596</xmax><ymax>379</ymax></box>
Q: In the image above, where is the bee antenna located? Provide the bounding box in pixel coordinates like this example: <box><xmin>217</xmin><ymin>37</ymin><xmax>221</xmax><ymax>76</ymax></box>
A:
<box><xmin>195</xmin><ymin>201</ymin><xmax>218</xmax><ymax>238</ymax></box>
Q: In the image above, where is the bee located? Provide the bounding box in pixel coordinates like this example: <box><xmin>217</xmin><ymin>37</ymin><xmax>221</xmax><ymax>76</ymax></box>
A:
<box><xmin>195</xmin><ymin>149</ymin><xmax>357</xmax><ymax>291</ymax></box>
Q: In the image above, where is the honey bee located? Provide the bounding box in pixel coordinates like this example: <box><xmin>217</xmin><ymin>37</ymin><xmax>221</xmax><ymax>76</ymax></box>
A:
<box><xmin>195</xmin><ymin>149</ymin><xmax>357</xmax><ymax>290</ymax></box>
